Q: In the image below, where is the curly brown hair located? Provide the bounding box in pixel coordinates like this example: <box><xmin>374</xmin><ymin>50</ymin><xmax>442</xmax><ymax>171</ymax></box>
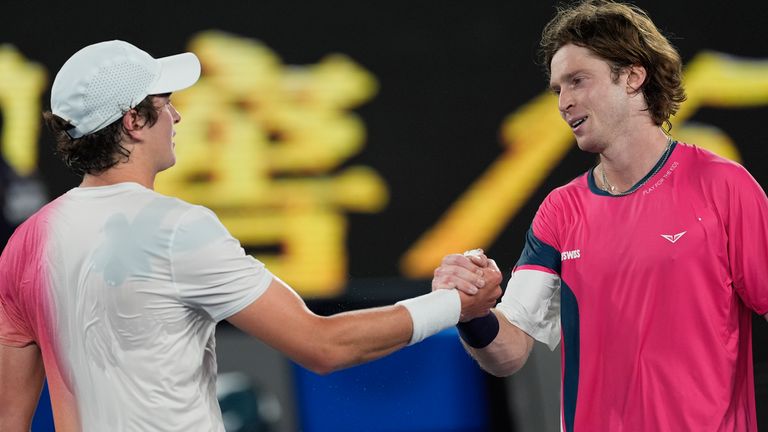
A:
<box><xmin>539</xmin><ymin>0</ymin><xmax>686</xmax><ymax>130</ymax></box>
<box><xmin>43</xmin><ymin>96</ymin><xmax>161</xmax><ymax>176</ymax></box>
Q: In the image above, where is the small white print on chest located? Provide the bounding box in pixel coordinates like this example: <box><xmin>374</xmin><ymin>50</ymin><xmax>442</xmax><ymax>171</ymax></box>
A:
<box><xmin>642</xmin><ymin>161</ymin><xmax>679</xmax><ymax>195</ymax></box>
<box><xmin>561</xmin><ymin>249</ymin><xmax>581</xmax><ymax>261</ymax></box>
<box><xmin>660</xmin><ymin>231</ymin><xmax>687</xmax><ymax>243</ymax></box>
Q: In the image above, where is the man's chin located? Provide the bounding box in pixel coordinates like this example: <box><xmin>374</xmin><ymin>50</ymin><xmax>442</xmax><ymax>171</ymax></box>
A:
<box><xmin>576</xmin><ymin>138</ymin><xmax>603</xmax><ymax>153</ymax></box>
<box><xmin>157</xmin><ymin>159</ymin><xmax>176</xmax><ymax>174</ymax></box>
<box><xmin>574</xmin><ymin>138</ymin><xmax>601</xmax><ymax>154</ymax></box>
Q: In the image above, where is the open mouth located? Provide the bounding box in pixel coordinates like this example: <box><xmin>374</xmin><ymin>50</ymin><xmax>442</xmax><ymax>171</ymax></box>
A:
<box><xmin>570</xmin><ymin>117</ymin><xmax>587</xmax><ymax>129</ymax></box>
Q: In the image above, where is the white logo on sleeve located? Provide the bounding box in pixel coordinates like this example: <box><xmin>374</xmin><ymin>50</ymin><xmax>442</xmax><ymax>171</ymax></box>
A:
<box><xmin>661</xmin><ymin>231</ymin><xmax>687</xmax><ymax>243</ymax></box>
<box><xmin>561</xmin><ymin>249</ymin><xmax>581</xmax><ymax>261</ymax></box>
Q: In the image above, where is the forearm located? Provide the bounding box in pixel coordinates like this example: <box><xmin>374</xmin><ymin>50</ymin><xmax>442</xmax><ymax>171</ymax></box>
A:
<box><xmin>229</xmin><ymin>280</ymin><xmax>461</xmax><ymax>375</ymax></box>
<box><xmin>312</xmin><ymin>290</ymin><xmax>461</xmax><ymax>373</ymax></box>
<box><xmin>311</xmin><ymin>305</ymin><xmax>414</xmax><ymax>373</ymax></box>
<box><xmin>463</xmin><ymin>310</ymin><xmax>534</xmax><ymax>377</ymax></box>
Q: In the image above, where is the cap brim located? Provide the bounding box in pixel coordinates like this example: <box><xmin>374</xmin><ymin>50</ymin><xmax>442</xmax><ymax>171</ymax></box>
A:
<box><xmin>148</xmin><ymin>52</ymin><xmax>201</xmax><ymax>95</ymax></box>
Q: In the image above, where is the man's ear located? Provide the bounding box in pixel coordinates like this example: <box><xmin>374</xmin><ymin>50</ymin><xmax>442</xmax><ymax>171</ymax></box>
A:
<box><xmin>625</xmin><ymin>64</ymin><xmax>647</xmax><ymax>94</ymax></box>
<box><xmin>121</xmin><ymin>109</ymin><xmax>144</xmax><ymax>141</ymax></box>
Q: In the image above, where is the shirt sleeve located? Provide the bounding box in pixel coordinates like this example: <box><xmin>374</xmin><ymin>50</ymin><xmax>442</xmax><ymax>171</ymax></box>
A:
<box><xmin>0</xmin><ymin>299</ymin><xmax>34</xmax><ymax>347</ymax></box>
<box><xmin>723</xmin><ymin>165</ymin><xmax>768</xmax><ymax>315</ymax></box>
<box><xmin>496</xmin><ymin>193</ymin><xmax>563</xmax><ymax>350</ymax></box>
<box><xmin>170</xmin><ymin>206</ymin><xmax>273</xmax><ymax>322</ymax></box>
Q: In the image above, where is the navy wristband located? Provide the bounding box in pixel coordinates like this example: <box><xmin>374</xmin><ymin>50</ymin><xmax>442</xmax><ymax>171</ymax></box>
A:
<box><xmin>457</xmin><ymin>313</ymin><xmax>500</xmax><ymax>348</ymax></box>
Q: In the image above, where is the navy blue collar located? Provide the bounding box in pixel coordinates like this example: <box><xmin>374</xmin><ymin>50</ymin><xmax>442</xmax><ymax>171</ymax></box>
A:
<box><xmin>587</xmin><ymin>140</ymin><xmax>678</xmax><ymax>197</ymax></box>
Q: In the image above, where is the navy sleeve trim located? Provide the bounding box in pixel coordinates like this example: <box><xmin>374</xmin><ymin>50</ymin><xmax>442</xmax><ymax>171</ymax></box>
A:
<box><xmin>515</xmin><ymin>227</ymin><xmax>561</xmax><ymax>274</ymax></box>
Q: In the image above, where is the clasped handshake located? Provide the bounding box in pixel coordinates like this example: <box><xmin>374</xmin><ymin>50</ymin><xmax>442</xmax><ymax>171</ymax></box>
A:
<box><xmin>432</xmin><ymin>249</ymin><xmax>503</xmax><ymax>322</ymax></box>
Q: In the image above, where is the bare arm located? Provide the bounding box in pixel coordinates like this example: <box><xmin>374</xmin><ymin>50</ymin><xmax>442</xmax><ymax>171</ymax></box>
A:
<box><xmin>0</xmin><ymin>343</ymin><xmax>45</xmax><ymax>430</ymax></box>
<box><xmin>227</xmin><ymin>277</ymin><xmax>500</xmax><ymax>375</ymax></box>
<box><xmin>433</xmin><ymin>252</ymin><xmax>541</xmax><ymax>376</ymax></box>
<box><xmin>462</xmin><ymin>309</ymin><xmax>534</xmax><ymax>377</ymax></box>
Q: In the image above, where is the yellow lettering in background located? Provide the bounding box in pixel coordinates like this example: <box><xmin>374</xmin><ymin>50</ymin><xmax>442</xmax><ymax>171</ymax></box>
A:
<box><xmin>401</xmin><ymin>51</ymin><xmax>768</xmax><ymax>277</ymax></box>
<box><xmin>157</xmin><ymin>31</ymin><xmax>388</xmax><ymax>297</ymax></box>
<box><xmin>0</xmin><ymin>45</ymin><xmax>46</xmax><ymax>176</ymax></box>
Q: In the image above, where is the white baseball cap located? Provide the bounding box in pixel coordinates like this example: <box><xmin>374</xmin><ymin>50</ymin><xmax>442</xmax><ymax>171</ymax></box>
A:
<box><xmin>51</xmin><ymin>40</ymin><xmax>201</xmax><ymax>138</ymax></box>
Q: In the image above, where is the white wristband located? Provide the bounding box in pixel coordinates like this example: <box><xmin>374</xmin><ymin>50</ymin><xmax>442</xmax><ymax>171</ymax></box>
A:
<box><xmin>396</xmin><ymin>289</ymin><xmax>461</xmax><ymax>345</ymax></box>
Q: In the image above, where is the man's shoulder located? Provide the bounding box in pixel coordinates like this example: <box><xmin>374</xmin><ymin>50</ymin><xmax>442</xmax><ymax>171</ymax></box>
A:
<box><xmin>112</xmin><ymin>187</ymin><xmax>215</xmax><ymax>223</ymax></box>
<box><xmin>148</xmin><ymin>191</ymin><xmax>204</xmax><ymax>214</ymax></box>
<box><xmin>676</xmin><ymin>142</ymin><xmax>743</xmax><ymax>171</ymax></box>
<box><xmin>676</xmin><ymin>142</ymin><xmax>757</xmax><ymax>187</ymax></box>
<box><xmin>529</xmin><ymin>174</ymin><xmax>590</xmax><ymax>231</ymax></box>
<box><xmin>7</xmin><ymin>197</ymin><xmax>62</xmax><ymax>242</ymax></box>
<box><xmin>55</xmin><ymin>185</ymin><xmax>220</xmax><ymax>239</ymax></box>
<box><xmin>542</xmin><ymin>172</ymin><xmax>590</xmax><ymax>206</ymax></box>
<box><xmin>154</xmin><ymin>196</ymin><xmax>227</xmax><ymax>240</ymax></box>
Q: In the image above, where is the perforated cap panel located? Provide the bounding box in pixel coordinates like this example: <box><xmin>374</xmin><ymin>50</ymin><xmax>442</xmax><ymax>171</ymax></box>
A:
<box><xmin>80</xmin><ymin>60</ymin><xmax>156</xmax><ymax>135</ymax></box>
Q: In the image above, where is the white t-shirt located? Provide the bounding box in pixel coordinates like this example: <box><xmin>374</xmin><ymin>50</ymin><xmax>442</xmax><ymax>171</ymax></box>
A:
<box><xmin>0</xmin><ymin>182</ymin><xmax>272</xmax><ymax>431</ymax></box>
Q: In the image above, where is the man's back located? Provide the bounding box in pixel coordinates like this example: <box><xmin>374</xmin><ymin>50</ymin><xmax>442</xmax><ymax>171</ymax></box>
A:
<box><xmin>0</xmin><ymin>182</ymin><xmax>272</xmax><ymax>431</ymax></box>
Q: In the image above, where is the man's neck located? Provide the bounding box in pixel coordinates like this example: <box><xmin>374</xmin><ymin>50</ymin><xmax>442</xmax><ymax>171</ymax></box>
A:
<box><xmin>597</xmin><ymin>126</ymin><xmax>670</xmax><ymax>193</ymax></box>
<box><xmin>81</xmin><ymin>165</ymin><xmax>155</xmax><ymax>190</ymax></box>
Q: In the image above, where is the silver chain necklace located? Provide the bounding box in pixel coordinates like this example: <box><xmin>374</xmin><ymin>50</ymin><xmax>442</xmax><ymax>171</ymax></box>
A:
<box><xmin>599</xmin><ymin>137</ymin><xmax>674</xmax><ymax>197</ymax></box>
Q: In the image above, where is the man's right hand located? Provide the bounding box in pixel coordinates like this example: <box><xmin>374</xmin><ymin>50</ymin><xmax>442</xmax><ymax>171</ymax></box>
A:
<box><xmin>432</xmin><ymin>251</ymin><xmax>503</xmax><ymax>321</ymax></box>
<box><xmin>458</xmin><ymin>259</ymin><xmax>502</xmax><ymax>321</ymax></box>
<box><xmin>433</xmin><ymin>251</ymin><xmax>491</xmax><ymax>294</ymax></box>
<box><xmin>432</xmin><ymin>250</ymin><xmax>503</xmax><ymax>293</ymax></box>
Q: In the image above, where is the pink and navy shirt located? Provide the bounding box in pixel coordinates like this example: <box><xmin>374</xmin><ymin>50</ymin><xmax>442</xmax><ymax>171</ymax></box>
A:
<box><xmin>496</xmin><ymin>142</ymin><xmax>768</xmax><ymax>431</ymax></box>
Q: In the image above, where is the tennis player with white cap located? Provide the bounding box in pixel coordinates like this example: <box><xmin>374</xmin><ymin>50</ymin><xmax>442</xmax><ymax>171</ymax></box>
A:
<box><xmin>0</xmin><ymin>41</ymin><xmax>502</xmax><ymax>431</ymax></box>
